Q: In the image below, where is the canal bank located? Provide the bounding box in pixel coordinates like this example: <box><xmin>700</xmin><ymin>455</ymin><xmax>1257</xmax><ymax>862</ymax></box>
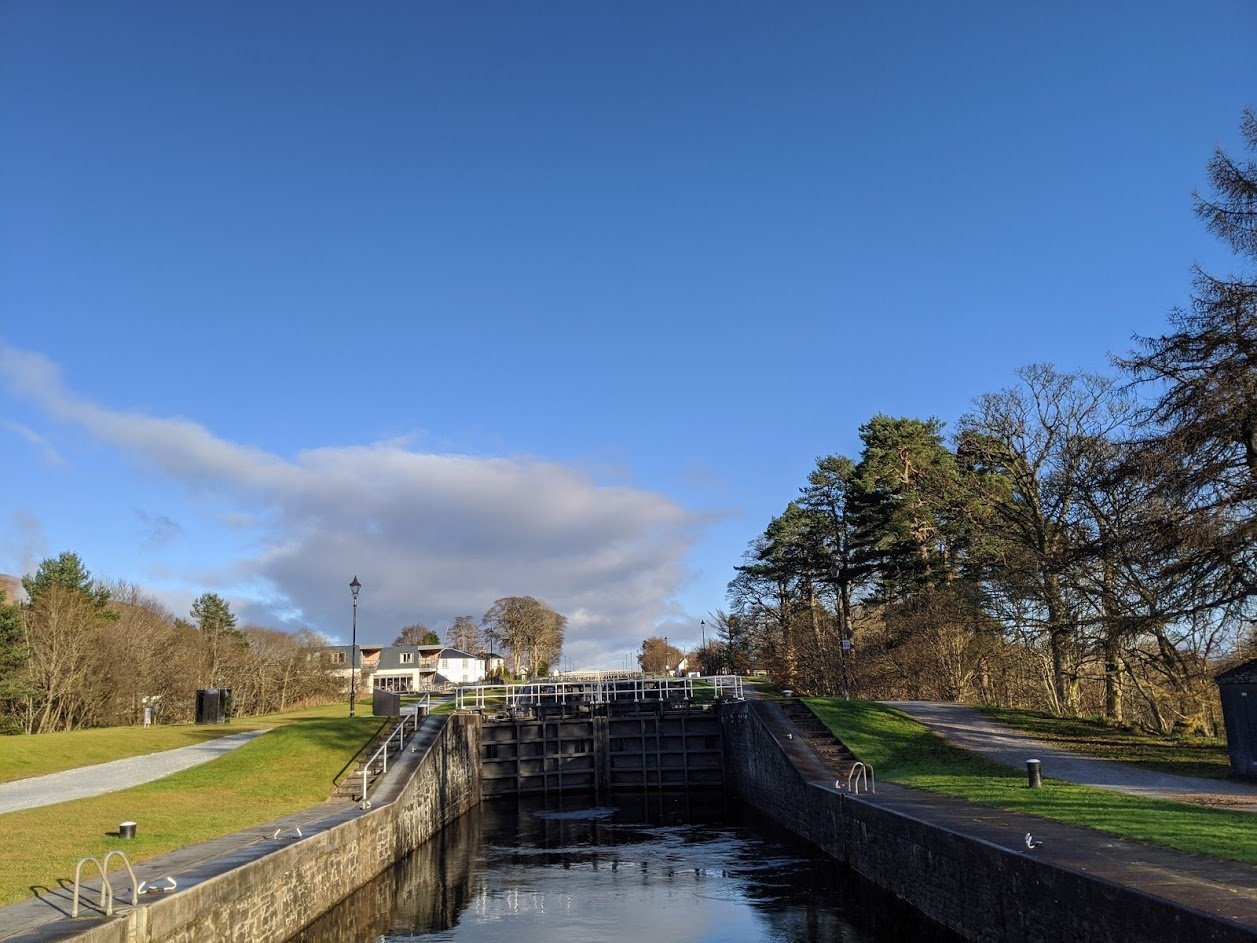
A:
<box><xmin>0</xmin><ymin>714</ymin><xmax>480</xmax><ymax>943</ymax></box>
<box><xmin>3</xmin><ymin>698</ymin><xmax>1256</xmax><ymax>942</ymax></box>
<box><xmin>725</xmin><ymin>700</ymin><xmax>1257</xmax><ymax>943</ymax></box>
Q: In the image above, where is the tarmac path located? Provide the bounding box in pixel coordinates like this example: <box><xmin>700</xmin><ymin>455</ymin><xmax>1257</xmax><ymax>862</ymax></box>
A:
<box><xmin>0</xmin><ymin>730</ymin><xmax>269</xmax><ymax>814</ymax></box>
<box><xmin>886</xmin><ymin>700</ymin><xmax>1257</xmax><ymax>811</ymax></box>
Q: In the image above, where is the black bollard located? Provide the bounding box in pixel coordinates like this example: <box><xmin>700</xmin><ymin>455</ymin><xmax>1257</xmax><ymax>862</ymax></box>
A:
<box><xmin>1026</xmin><ymin>759</ymin><xmax>1042</xmax><ymax>789</ymax></box>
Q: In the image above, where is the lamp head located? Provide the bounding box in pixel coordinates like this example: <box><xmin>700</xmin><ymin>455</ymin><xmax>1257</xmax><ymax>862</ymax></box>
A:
<box><xmin>350</xmin><ymin>575</ymin><xmax>361</xmax><ymax>599</ymax></box>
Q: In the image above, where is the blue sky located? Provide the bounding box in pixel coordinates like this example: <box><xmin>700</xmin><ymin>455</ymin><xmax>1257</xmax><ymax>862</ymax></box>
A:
<box><xmin>1</xmin><ymin>2</ymin><xmax>1253</xmax><ymax>666</ymax></box>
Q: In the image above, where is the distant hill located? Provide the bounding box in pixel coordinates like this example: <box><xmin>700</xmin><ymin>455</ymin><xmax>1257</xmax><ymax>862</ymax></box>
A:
<box><xmin>0</xmin><ymin>573</ymin><xmax>21</xmax><ymax>603</ymax></box>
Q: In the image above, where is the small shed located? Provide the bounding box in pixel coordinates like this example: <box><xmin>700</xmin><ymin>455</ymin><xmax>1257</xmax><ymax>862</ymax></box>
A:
<box><xmin>1216</xmin><ymin>659</ymin><xmax>1257</xmax><ymax>781</ymax></box>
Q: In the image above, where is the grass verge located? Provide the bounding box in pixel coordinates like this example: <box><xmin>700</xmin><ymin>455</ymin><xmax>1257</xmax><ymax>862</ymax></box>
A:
<box><xmin>974</xmin><ymin>705</ymin><xmax>1232</xmax><ymax>780</ymax></box>
<box><xmin>805</xmin><ymin>698</ymin><xmax>1255</xmax><ymax>866</ymax></box>
<box><xmin>0</xmin><ymin>712</ymin><xmax>383</xmax><ymax>906</ymax></box>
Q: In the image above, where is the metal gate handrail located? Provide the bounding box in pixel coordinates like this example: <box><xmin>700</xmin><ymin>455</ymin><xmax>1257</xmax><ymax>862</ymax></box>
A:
<box><xmin>359</xmin><ymin>709</ymin><xmax>419</xmax><ymax>807</ymax></box>
<box><xmin>454</xmin><ymin>674</ymin><xmax>747</xmax><ymax>712</ymax></box>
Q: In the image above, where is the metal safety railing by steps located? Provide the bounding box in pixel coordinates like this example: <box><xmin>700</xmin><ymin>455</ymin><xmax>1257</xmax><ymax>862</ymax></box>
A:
<box><xmin>844</xmin><ymin>761</ymin><xmax>876</xmax><ymax>795</ymax></box>
<box><xmin>335</xmin><ymin>708</ymin><xmax>424</xmax><ymax>808</ymax></box>
<box><xmin>71</xmin><ymin>849</ymin><xmax>138</xmax><ymax>918</ymax></box>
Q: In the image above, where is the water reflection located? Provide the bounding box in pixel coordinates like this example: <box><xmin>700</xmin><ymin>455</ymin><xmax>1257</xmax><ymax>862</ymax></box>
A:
<box><xmin>289</xmin><ymin>794</ymin><xmax>959</xmax><ymax>943</ymax></box>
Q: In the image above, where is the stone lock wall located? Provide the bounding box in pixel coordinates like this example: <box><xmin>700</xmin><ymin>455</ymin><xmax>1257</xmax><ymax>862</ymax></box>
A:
<box><xmin>83</xmin><ymin>714</ymin><xmax>482</xmax><ymax>943</ymax></box>
<box><xmin>723</xmin><ymin>702</ymin><xmax>1256</xmax><ymax>943</ymax></box>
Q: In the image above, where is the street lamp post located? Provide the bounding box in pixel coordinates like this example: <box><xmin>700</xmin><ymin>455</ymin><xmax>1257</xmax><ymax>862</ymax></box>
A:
<box><xmin>349</xmin><ymin>575</ymin><xmax>361</xmax><ymax>717</ymax></box>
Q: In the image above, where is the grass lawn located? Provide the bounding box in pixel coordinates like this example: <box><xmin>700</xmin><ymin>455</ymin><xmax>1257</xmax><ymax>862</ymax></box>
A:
<box><xmin>0</xmin><ymin>701</ymin><xmax>367</xmax><ymax>784</ymax></box>
<box><xmin>975</xmin><ymin>705</ymin><xmax>1233</xmax><ymax>780</ymax></box>
<box><xmin>0</xmin><ymin>712</ymin><xmax>385</xmax><ymax>906</ymax></box>
<box><xmin>805</xmin><ymin>698</ymin><xmax>1256</xmax><ymax>866</ymax></box>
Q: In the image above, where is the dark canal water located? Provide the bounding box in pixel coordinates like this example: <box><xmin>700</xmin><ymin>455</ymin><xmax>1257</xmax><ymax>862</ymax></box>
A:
<box><xmin>288</xmin><ymin>794</ymin><xmax>960</xmax><ymax>943</ymax></box>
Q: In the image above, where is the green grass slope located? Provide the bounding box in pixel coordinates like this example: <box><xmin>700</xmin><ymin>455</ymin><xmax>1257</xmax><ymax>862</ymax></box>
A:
<box><xmin>0</xmin><ymin>712</ymin><xmax>382</xmax><ymax>906</ymax></box>
<box><xmin>805</xmin><ymin>699</ymin><xmax>1255</xmax><ymax>866</ymax></box>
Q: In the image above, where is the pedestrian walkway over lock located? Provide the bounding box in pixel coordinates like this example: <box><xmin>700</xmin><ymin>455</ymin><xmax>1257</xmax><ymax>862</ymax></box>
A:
<box><xmin>454</xmin><ymin>673</ymin><xmax>745</xmax><ymax>716</ymax></box>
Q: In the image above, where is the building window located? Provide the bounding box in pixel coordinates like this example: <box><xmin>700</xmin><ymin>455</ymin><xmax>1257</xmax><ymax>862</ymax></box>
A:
<box><xmin>332</xmin><ymin>652</ymin><xmax>346</xmax><ymax>664</ymax></box>
<box><xmin>401</xmin><ymin>652</ymin><xmax>413</xmax><ymax>664</ymax></box>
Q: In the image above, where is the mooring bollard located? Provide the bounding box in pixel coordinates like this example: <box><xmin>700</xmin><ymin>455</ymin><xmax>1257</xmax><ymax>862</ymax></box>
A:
<box><xmin>119</xmin><ymin>821</ymin><xmax>137</xmax><ymax>839</ymax></box>
<box><xmin>1026</xmin><ymin>759</ymin><xmax>1042</xmax><ymax>789</ymax></box>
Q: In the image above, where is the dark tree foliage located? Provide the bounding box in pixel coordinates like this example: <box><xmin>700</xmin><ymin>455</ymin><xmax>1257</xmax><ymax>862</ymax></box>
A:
<box><xmin>0</xmin><ymin>592</ymin><xmax>30</xmax><ymax>732</ymax></box>
<box><xmin>395</xmin><ymin>624</ymin><xmax>440</xmax><ymax>646</ymax></box>
<box><xmin>1118</xmin><ymin>108</ymin><xmax>1257</xmax><ymax>607</ymax></box>
<box><xmin>723</xmin><ymin>113</ymin><xmax>1256</xmax><ymax>728</ymax></box>
<box><xmin>22</xmin><ymin>551</ymin><xmax>113</xmax><ymax>616</ymax></box>
<box><xmin>853</xmin><ymin>416</ymin><xmax>964</xmax><ymax>600</ymax></box>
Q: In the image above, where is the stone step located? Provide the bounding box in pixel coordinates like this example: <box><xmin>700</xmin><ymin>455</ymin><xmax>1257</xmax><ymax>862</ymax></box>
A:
<box><xmin>777</xmin><ymin>699</ymin><xmax>863</xmax><ymax>780</ymax></box>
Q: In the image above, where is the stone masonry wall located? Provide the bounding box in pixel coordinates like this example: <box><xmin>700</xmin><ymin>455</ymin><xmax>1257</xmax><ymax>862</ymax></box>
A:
<box><xmin>95</xmin><ymin>714</ymin><xmax>483</xmax><ymax>943</ymax></box>
<box><xmin>723</xmin><ymin>702</ymin><xmax>1256</xmax><ymax>943</ymax></box>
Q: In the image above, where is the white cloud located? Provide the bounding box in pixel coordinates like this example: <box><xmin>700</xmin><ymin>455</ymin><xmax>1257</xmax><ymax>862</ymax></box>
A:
<box><xmin>0</xmin><ymin>342</ymin><xmax>705</xmax><ymax>667</ymax></box>
<box><xmin>2</xmin><ymin>419</ymin><xmax>66</xmax><ymax>467</ymax></box>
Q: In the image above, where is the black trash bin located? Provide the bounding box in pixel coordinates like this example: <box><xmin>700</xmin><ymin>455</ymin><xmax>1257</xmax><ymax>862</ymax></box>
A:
<box><xmin>195</xmin><ymin>688</ymin><xmax>232</xmax><ymax>724</ymax></box>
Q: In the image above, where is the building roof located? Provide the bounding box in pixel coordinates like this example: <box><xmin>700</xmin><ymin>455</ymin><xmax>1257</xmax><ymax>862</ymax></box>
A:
<box><xmin>1216</xmin><ymin>658</ymin><xmax>1257</xmax><ymax>685</ymax></box>
<box><xmin>438</xmin><ymin>647</ymin><xmax>477</xmax><ymax>659</ymax></box>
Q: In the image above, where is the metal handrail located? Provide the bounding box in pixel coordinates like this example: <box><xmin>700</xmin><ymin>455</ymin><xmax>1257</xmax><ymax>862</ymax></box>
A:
<box><xmin>454</xmin><ymin>674</ymin><xmax>746</xmax><ymax>712</ymax></box>
<box><xmin>71</xmin><ymin>856</ymin><xmax>111</xmax><ymax>918</ymax></box>
<box><xmin>358</xmin><ymin>710</ymin><xmax>419</xmax><ymax>807</ymax></box>
<box><xmin>844</xmin><ymin>761</ymin><xmax>875</xmax><ymax>795</ymax></box>
<box><xmin>101</xmin><ymin>850</ymin><xmax>139</xmax><ymax>908</ymax></box>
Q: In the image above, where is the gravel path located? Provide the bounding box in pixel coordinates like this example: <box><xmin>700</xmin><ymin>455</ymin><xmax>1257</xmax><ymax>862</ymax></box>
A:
<box><xmin>886</xmin><ymin>700</ymin><xmax>1257</xmax><ymax>811</ymax></box>
<box><xmin>0</xmin><ymin>729</ymin><xmax>269</xmax><ymax>814</ymax></box>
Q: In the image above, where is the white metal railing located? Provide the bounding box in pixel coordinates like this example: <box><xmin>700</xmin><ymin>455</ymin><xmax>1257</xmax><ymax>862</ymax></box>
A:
<box><xmin>101</xmin><ymin>851</ymin><xmax>138</xmax><ymax>909</ymax></box>
<box><xmin>456</xmin><ymin>684</ymin><xmax>509</xmax><ymax>712</ymax></box>
<box><xmin>72</xmin><ymin>850</ymin><xmax>138</xmax><ymax>917</ymax></box>
<box><xmin>72</xmin><ymin>856</ymin><xmax>110</xmax><ymax>918</ymax></box>
<box><xmin>358</xmin><ymin>710</ymin><xmax>420</xmax><ymax>808</ymax></box>
<box><xmin>454</xmin><ymin>674</ymin><xmax>746</xmax><ymax>713</ymax></box>
<box><xmin>842</xmin><ymin>762</ymin><xmax>875</xmax><ymax>795</ymax></box>
<box><xmin>711</xmin><ymin>674</ymin><xmax>743</xmax><ymax>699</ymax></box>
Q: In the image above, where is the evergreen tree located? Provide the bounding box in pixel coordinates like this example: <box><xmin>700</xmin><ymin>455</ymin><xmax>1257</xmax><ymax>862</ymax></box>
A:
<box><xmin>0</xmin><ymin>591</ymin><xmax>31</xmax><ymax>733</ymax></box>
<box><xmin>191</xmin><ymin>592</ymin><xmax>243</xmax><ymax>686</ymax></box>
<box><xmin>22</xmin><ymin>552</ymin><xmax>113</xmax><ymax>615</ymax></box>
<box><xmin>853</xmin><ymin>416</ymin><xmax>964</xmax><ymax>600</ymax></box>
<box><xmin>1118</xmin><ymin>108</ymin><xmax>1257</xmax><ymax>608</ymax></box>
<box><xmin>800</xmin><ymin>454</ymin><xmax>876</xmax><ymax>690</ymax></box>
